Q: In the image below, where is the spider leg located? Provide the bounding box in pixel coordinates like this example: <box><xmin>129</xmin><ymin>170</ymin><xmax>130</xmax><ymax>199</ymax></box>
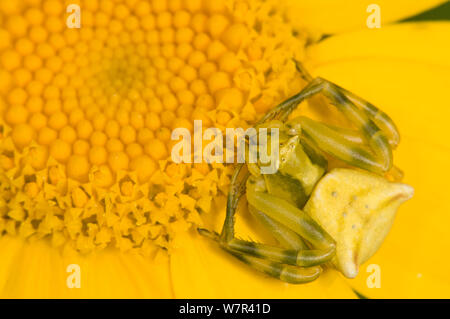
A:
<box><xmin>258</xmin><ymin>74</ymin><xmax>393</xmax><ymax>174</ymax></box>
<box><xmin>228</xmin><ymin>250</ymin><xmax>322</xmax><ymax>284</ymax></box>
<box><xmin>257</xmin><ymin>78</ymin><xmax>327</xmax><ymax>124</ymax></box>
<box><xmin>291</xmin><ymin>119</ymin><xmax>403</xmax><ymax>177</ymax></box>
<box><xmin>248</xmin><ymin>205</ymin><xmax>308</xmax><ymax>250</ymax></box>
<box><xmin>245</xmin><ymin>177</ymin><xmax>335</xmax><ymax>253</ymax></box>
<box><xmin>197</xmin><ymin>174</ymin><xmax>335</xmax><ymax>284</ymax></box>
<box><xmin>317</xmin><ymin>78</ymin><xmax>393</xmax><ymax>173</ymax></box>
<box><xmin>204</xmin><ymin>175</ymin><xmax>335</xmax><ymax>264</ymax></box>
<box><xmin>220</xmin><ymin>163</ymin><xmax>248</xmax><ymax>243</ymax></box>
<box><xmin>314</xmin><ymin>123</ymin><xmax>365</xmax><ymax>145</ymax></box>
<box><xmin>198</xmin><ymin>228</ymin><xmax>322</xmax><ymax>284</ymax></box>
<box><xmin>299</xmin><ymin>116</ymin><xmax>389</xmax><ymax>174</ymax></box>
<box><xmin>326</xmin><ymin>87</ymin><xmax>403</xmax><ymax>179</ymax></box>
<box><xmin>198</xmin><ymin>176</ymin><xmax>335</xmax><ymax>283</ymax></box>
<box><xmin>294</xmin><ymin>60</ymin><xmax>398</xmax><ymax>151</ymax></box>
<box><xmin>221</xmin><ymin>237</ymin><xmax>334</xmax><ymax>268</ymax></box>
<box><xmin>335</xmin><ymin>85</ymin><xmax>400</xmax><ymax>148</ymax></box>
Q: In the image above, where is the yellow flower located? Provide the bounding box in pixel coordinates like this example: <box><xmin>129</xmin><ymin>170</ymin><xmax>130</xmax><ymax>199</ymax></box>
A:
<box><xmin>0</xmin><ymin>0</ymin><xmax>449</xmax><ymax>298</ymax></box>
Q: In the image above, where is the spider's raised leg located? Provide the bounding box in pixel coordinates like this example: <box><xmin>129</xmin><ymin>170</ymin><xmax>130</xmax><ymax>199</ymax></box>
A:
<box><xmin>298</xmin><ymin>115</ymin><xmax>391</xmax><ymax>174</ymax></box>
<box><xmin>336</xmin><ymin>85</ymin><xmax>400</xmax><ymax>148</ymax></box>
<box><xmin>315</xmin><ymin>78</ymin><xmax>393</xmax><ymax>174</ymax></box>
<box><xmin>260</xmin><ymin>72</ymin><xmax>394</xmax><ymax>174</ymax></box>
<box><xmin>294</xmin><ymin>60</ymin><xmax>399</xmax><ymax>149</ymax></box>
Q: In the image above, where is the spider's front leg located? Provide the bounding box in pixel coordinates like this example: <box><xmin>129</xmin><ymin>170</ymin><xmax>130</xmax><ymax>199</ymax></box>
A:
<box><xmin>199</xmin><ymin>226</ymin><xmax>323</xmax><ymax>285</ymax></box>
<box><xmin>291</xmin><ymin>62</ymin><xmax>399</xmax><ymax>174</ymax></box>
<box><xmin>243</xmin><ymin>175</ymin><xmax>336</xmax><ymax>262</ymax></box>
<box><xmin>294</xmin><ymin>60</ymin><xmax>400</xmax><ymax>148</ymax></box>
<box><xmin>199</xmin><ymin>174</ymin><xmax>336</xmax><ymax>284</ymax></box>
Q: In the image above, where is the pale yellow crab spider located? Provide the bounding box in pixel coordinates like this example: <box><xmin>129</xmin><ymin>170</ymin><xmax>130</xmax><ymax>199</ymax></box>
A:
<box><xmin>199</xmin><ymin>62</ymin><xmax>412</xmax><ymax>284</ymax></box>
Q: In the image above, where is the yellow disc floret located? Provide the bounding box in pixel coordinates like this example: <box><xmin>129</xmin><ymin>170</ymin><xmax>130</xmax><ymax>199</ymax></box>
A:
<box><xmin>11</xmin><ymin>123</ymin><xmax>34</xmax><ymax>148</ymax></box>
<box><xmin>66</xmin><ymin>155</ymin><xmax>90</xmax><ymax>182</ymax></box>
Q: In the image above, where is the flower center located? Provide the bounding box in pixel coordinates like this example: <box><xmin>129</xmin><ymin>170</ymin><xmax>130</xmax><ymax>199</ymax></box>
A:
<box><xmin>0</xmin><ymin>0</ymin><xmax>308</xmax><ymax>255</ymax></box>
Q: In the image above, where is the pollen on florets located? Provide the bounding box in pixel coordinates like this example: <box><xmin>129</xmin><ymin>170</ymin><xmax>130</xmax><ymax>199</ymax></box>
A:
<box><xmin>0</xmin><ymin>0</ymin><xmax>308</xmax><ymax>254</ymax></box>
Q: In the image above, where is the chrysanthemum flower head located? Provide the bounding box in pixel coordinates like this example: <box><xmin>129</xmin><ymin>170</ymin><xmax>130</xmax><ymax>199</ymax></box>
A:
<box><xmin>1</xmin><ymin>0</ymin><xmax>450</xmax><ymax>299</ymax></box>
<box><xmin>0</xmin><ymin>0</ymin><xmax>310</xmax><ymax>255</ymax></box>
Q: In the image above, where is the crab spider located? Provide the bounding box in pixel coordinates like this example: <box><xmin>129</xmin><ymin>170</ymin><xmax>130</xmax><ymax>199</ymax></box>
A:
<box><xmin>199</xmin><ymin>62</ymin><xmax>407</xmax><ymax>284</ymax></box>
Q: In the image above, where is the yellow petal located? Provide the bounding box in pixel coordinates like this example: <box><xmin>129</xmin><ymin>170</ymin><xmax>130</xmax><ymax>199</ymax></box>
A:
<box><xmin>307</xmin><ymin>23</ymin><xmax>450</xmax><ymax>297</ymax></box>
<box><xmin>284</xmin><ymin>0</ymin><xmax>447</xmax><ymax>35</ymax></box>
<box><xmin>0</xmin><ymin>236</ymin><xmax>24</xmax><ymax>293</ymax></box>
<box><xmin>170</xmin><ymin>231</ymin><xmax>357</xmax><ymax>298</ymax></box>
<box><xmin>346</xmin><ymin>138</ymin><xmax>450</xmax><ymax>298</ymax></box>
<box><xmin>307</xmin><ymin>22</ymin><xmax>450</xmax><ymax>69</ymax></box>
<box><xmin>169</xmin><ymin>197</ymin><xmax>356</xmax><ymax>298</ymax></box>
<box><xmin>0</xmin><ymin>237</ymin><xmax>173</xmax><ymax>298</ymax></box>
<box><xmin>307</xmin><ymin>22</ymin><xmax>450</xmax><ymax>147</ymax></box>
